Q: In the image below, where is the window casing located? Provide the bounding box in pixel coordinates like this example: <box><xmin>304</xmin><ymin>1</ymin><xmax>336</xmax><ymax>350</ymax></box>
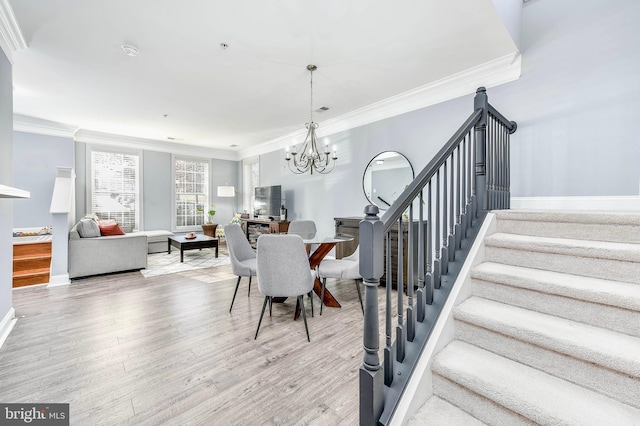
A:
<box><xmin>242</xmin><ymin>157</ymin><xmax>259</xmax><ymax>215</ymax></box>
<box><xmin>174</xmin><ymin>156</ymin><xmax>210</xmax><ymax>230</ymax></box>
<box><xmin>89</xmin><ymin>148</ymin><xmax>141</xmax><ymax>231</ymax></box>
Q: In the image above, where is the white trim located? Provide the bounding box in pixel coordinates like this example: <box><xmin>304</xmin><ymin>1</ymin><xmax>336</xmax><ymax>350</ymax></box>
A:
<box><xmin>0</xmin><ymin>0</ymin><xmax>26</xmax><ymax>63</ymax></box>
<box><xmin>389</xmin><ymin>213</ymin><xmax>497</xmax><ymax>426</ymax></box>
<box><xmin>511</xmin><ymin>196</ymin><xmax>640</xmax><ymax>211</ymax></box>
<box><xmin>47</xmin><ymin>274</ymin><xmax>70</xmax><ymax>287</ymax></box>
<box><xmin>13</xmin><ymin>114</ymin><xmax>79</xmax><ymax>138</ymax></box>
<box><xmin>75</xmin><ymin>130</ymin><xmax>239</xmax><ymax>161</ymax></box>
<box><xmin>238</xmin><ymin>53</ymin><xmax>522</xmax><ymax>160</ymax></box>
<box><xmin>0</xmin><ymin>183</ymin><xmax>29</xmax><ymax>198</ymax></box>
<box><xmin>0</xmin><ymin>307</ymin><xmax>17</xmax><ymax>350</ymax></box>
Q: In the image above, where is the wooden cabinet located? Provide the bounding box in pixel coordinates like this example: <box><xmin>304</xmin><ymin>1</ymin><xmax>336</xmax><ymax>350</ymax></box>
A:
<box><xmin>241</xmin><ymin>219</ymin><xmax>289</xmax><ymax>246</ymax></box>
<box><xmin>13</xmin><ymin>241</ymin><xmax>52</xmax><ymax>288</ymax></box>
<box><xmin>335</xmin><ymin>217</ymin><xmax>426</xmax><ymax>286</ymax></box>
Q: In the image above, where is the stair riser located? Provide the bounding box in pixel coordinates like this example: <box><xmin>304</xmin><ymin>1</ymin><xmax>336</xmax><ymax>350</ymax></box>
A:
<box><xmin>455</xmin><ymin>320</ymin><xmax>640</xmax><ymax>409</ymax></box>
<box><xmin>485</xmin><ymin>246</ymin><xmax>640</xmax><ymax>284</ymax></box>
<box><xmin>432</xmin><ymin>374</ymin><xmax>537</xmax><ymax>426</ymax></box>
<box><xmin>496</xmin><ymin>219</ymin><xmax>640</xmax><ymax>244</ymax></box>
<box><xmin>13</xmin><ymin>258</ymin><xmax>51</xmax><ymax>273</ymax></box>
<box><xmin>13</xmin><ymin>273</ymin><xmax>49</xmax><ymax>288</ymax></box>
<box><xmin>472</xmin><ymin>279</ymin><xmax>640</xmax><ymax>338</ymax></box>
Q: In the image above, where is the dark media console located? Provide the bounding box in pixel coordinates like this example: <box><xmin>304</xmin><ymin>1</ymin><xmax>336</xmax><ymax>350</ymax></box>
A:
<box><xmin>241</xmin><ymin>218</ymin><xmax>290</xmax><ymax>246</ymax></box>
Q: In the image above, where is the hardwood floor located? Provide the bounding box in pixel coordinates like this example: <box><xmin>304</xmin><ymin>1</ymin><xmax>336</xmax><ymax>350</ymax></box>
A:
<box><xmin>0</xmin><ymin>245</ymin><xmax>389</xmax><ymax>425</ymax></box>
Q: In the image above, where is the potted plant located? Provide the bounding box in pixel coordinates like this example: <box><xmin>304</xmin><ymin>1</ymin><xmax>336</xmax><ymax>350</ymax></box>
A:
<box><xmin>202</xmin><ymin>205</ymin><xmax>217</xmax><ymax>237</ymax></box>
<box><xmin>207</xmin><ymin>205</ymin><xmax>216</xmax><ymax>224</ymax></box>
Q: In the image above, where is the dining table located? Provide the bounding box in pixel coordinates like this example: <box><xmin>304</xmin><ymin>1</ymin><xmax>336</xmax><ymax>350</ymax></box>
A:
<box><xmin>272</xmin><ymin>231</ymin><xmax>354</xmax><ymax>319</ymax></box>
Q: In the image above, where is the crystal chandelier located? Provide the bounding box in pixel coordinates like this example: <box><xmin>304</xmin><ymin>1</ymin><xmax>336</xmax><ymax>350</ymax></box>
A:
<box><xmin>285</xmin><ymin>65</ymin><xmax>337</xmax><ymax>174</ymax></box>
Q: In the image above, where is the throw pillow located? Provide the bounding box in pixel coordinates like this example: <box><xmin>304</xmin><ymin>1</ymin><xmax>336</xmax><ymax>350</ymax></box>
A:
<box><xmin>97</xmin><ymin>218</ymin><xmax>117</xmax><ymax>226</ymax></box>
<box><xmin>99</xmin><ymin>223</ymin><xmax>126</xmax><ymax>236</ymax></box>
<box><xmin>77</xmin><ymin>218</ymin><xmax>101</xmax><ymax>238</ymax></box>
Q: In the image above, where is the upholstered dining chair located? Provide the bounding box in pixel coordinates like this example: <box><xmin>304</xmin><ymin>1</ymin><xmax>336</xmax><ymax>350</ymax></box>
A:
<box><xmin>224</xmin><ymin>224</ymin><xmax>257</xmax><ymax>313</ymax></box>
<box><xmin>288</xmin><ymin>220</ymin><xmax>317</xmax><ymax>237</ymax></box>
<box><xmin>317</xmin><ymin>246</ymin><xmax>364</xmax><ymax>315</ymax></box>
<box><xmin>288</xmin><ymin>220</ymin><xmax>317</xmax><ymax>254</ymax></box>
<box><xmin>255</xmin><ymin>234</ymin><xmax>315</xmax><ymax>342</ymax></box>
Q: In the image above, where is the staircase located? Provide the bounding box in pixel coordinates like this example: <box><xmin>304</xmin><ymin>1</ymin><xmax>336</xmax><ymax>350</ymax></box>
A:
<box><xmin>413</xmin><ymin>210</ymin><xmax>640</xmax><ymax>425</ymax></box>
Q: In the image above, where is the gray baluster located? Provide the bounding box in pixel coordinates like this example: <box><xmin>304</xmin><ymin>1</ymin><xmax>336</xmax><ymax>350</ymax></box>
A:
<box><xmin>441</xmin><ymin>159</ymin><xmax>448</xmax><ymax>275</ymax></box>
<box><xmin>396</xmin><ymin>216</ymin><xmax>405</xmax><ymax>362</ymax></box>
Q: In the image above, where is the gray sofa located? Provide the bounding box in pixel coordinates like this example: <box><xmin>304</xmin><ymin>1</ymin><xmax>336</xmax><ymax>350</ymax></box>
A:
<box><xmin>68</xmin><ymin>221</ymin><xmax>148</xmax><ymax>279</ymax></box>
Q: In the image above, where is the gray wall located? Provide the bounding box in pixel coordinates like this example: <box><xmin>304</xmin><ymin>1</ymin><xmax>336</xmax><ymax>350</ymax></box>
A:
<box><xmin>257</xmin><ymin>0</ymin><xmax>640</xmax><ymax>236</ymax></box>
<box><xmin>0</xmin><ymin>49</ymin><xmax>13</xmax><ymax>323</ymax></box>
<box><xmin>13</xmin><ymin>132</ymin><xmax>75</xmax><ymax>228</ymax></box>
<box><xmin>142</xmin><ymin>151</ymin><xmax>172</xmax><ymax>231</ymax></box>
<box><xmin>490</xmin><ymin>0</ymin><xmax>640</xmax><ymax>197</ymax></box>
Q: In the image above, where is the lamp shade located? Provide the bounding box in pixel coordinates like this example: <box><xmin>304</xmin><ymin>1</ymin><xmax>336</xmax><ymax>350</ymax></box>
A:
<box><xmin>217</xmin><ymin>186</ymin><xmax>235</xmax><ymax>197</ymax></box>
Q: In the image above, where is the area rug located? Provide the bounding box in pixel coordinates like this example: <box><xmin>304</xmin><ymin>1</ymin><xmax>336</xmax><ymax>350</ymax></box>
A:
<box><xmin>141</xmin><ymin>248</ymin><xmax>230</xmax><ymax>278</ymax></box>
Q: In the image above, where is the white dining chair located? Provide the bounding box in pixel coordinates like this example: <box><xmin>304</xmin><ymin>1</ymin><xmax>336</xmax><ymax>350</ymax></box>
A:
<box><xmin>317</xmin><ymin>246</ymin><xmax>363</xmax><ymax>315</ymax></box>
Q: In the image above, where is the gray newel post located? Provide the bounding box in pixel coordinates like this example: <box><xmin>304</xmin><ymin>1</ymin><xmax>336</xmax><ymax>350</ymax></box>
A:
<box><xmin>474</xmin><ymin>87</ymin><xmax>488</xmax><ymax>212</ymax></box>
<box><xmin>359</xmin><ymin>205</ymin><xmax>385</xmax><ymax>426</ymax></box>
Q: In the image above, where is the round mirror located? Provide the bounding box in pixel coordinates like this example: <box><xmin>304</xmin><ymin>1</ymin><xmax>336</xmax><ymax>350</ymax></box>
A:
<box><xmin>363</xmin><ymin>151</ymin><xmax>414</xmax><ymax>210</ymax></box>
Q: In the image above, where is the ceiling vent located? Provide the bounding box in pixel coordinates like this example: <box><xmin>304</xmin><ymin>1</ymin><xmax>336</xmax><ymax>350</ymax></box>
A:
<box><xmin>315</xmin><ymin>106</ymin><xmax>330</xmax><ymax>113</ymax></box>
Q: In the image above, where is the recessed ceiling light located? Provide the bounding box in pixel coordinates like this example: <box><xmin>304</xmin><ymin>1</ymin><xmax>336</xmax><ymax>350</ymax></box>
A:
<box><xmin>167</xmin><ymin>136</ymin><xmax>183</xmax><ymax>141</ymax></box>
<box><xmin>229</xmin><ymin>144</ymin><xmax>238</xmax><ymax>148</ymax></box>
<box><xmin>316</xmin><ymin>106</ymin><xmax>330</xmax><ymax>113</ymax></box>
<box><xmin>121</xmin><ymin>44</ymin><xmax>138</xmax><ymax>57</ymax></box>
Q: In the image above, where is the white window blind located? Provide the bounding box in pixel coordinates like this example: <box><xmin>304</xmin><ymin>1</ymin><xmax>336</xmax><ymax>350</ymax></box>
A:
<box><xmin>90</xmin><ymin>150</ymin><xmax>140</xmax><ymax>231</ymax></box>
<box><xmin>175</xmin><ymin>158</ymin><xmax>209</xmax><ymax>228</ymax></box>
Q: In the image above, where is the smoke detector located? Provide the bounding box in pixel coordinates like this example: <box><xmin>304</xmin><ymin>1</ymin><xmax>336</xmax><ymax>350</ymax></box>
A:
<box><xmin>121</xmin><ymin>44</ymin><xmax>139</xmax><ymax>57</ymax></box>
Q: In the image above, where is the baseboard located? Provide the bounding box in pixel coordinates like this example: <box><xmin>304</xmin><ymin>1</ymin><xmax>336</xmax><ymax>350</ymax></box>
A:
<box><xmin>388</xmin><ymin>213</ymin><xmax>497</xmax><ymax>425</ymax></box>
<box><xmin>511</xmin><ymin>196</ymin><xmax>640</xmax><ymax>211</ymax></box>
<box><xmin>48</xmin><ymin>274</ymin><xmax>70</xmax><ymax>287</ymax></box>
<box><xmin>0</xmin><ymin>307</ymin><xmax>17</xmax><ymax>350</ymax></box>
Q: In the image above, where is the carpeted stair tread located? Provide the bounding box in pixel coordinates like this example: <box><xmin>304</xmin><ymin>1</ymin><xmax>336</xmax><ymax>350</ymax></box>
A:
<box><xmin>493</xmin><ymin>209</ymin><xmax>640</xmax><ymax>226</ymax></box>
<box><xmin>484</xmin><ymin>233</ymin><xmax>640</xmax><ymax>263</ymax></box>
<box><xmin>407</xmin><ymin>395</ymin><xmax>487</xmax><ymax>426</ymax></box>
<box><xmin>432</xmin><ymin>341</ymin><xmax>640</xmax><ymax>425</ymax></box>
<box><xmin>454</xmin><ymin>297</ymin><xmax>640</xmax><ymax>378</ymax></box>
<box><xmin>471</xmin><ymin>262</ymin><xmax>640</xmax><ymax>312</ymax></box>
<box><xmin>493</xmin><ymin>210</ymin><xmax>640</xmax><ymax>243</ymax></box>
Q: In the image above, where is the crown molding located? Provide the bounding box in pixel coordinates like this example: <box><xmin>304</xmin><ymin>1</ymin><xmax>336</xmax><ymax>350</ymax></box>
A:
<box><xmin>13</xmin><ymin>114</ymin><xmax>79</xmax><ymax>138</ymax></box>
<box><xmin>238</xmin><ymin>52</ymin><xmax>521</xmax><ymax>159</ymax></box>
<box><xmin>0</xmin><ymin>0</ymin><xmax>26</xmax><ymax>63</ymax></box>
<box><xmin>74</xmin><ymin>130</ymin><xmax>239</xmax><ymax>161</ymax></box>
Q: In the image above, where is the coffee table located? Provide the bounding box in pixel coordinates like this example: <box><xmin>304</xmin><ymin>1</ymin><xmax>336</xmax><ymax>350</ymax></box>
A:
<box><xmin>168</xmin><ymin>235</ymin><xmax>219</xmax><ymax>262</ymax></box>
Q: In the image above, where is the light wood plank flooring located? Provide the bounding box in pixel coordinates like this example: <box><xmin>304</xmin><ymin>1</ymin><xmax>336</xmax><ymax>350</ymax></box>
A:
<box><xmin>0</xmin><ymin>245</ymin><xmax>392</xmax><ymax>425</ymax></box>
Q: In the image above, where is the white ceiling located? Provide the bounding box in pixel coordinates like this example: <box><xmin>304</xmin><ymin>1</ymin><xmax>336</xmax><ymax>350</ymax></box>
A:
<box><xmin>8</xmin><ymin>0</ymin><xmax>518</xmax><ymax>156</ymax></box>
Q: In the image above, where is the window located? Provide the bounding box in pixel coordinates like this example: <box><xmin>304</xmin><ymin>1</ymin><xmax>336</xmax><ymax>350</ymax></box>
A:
<box><xmin>89</xmin><ymin>149</ymin><xmax>140</xmax><ymax>231</ymax></box>
<box><xmin>243</xmin><ymin>157</ymin><xmax>259</xmax><ymax>215</ymax></box>
<box><xmin>174</xmin><ymin>157</ymin><xmax>210</xmax><ymax>230</ymax></box>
